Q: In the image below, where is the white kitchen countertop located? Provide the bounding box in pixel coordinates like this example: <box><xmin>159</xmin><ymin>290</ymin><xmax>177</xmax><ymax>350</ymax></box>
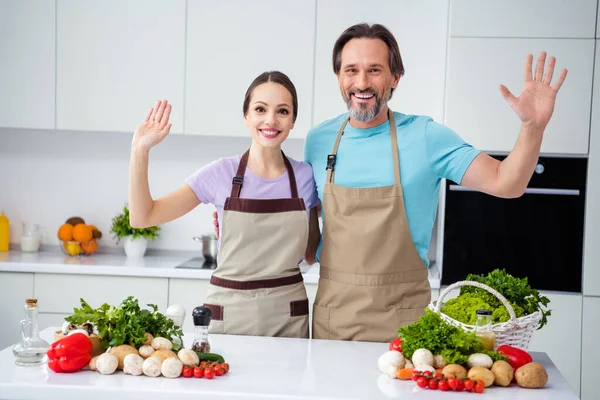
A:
<box><xmin>0</xmin><ymin>327</ymin><xmax>578</xmax><ymax>400</ymax></box>
<box><xmin>0</xmin><ymin>250</ymin><xmax>442</xmax><ymax>288</ymax></box>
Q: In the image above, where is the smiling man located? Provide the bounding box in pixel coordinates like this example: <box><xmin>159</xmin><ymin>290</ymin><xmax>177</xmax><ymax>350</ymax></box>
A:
<box><xmin>304</xmin><ymin>23</ymin><xmax>567</xmax><ymax>342</ymax></box>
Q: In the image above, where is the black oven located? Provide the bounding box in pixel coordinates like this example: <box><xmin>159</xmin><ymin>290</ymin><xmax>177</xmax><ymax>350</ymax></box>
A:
<box><xmin>441</xmin><ymin>155</ymin><xmax>587</xmax><ymax>293</ymax></box>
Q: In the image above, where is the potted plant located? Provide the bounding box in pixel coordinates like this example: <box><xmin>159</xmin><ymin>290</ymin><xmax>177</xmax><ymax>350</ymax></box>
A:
<box><xmin>109</xmin><ymin>204</ymin><xmax>160</xmax><ymax>258</ymax></box>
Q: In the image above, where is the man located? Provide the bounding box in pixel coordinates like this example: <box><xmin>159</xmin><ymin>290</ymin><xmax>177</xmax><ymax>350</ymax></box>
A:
<box><xmin>216</xmin><ymin>23</ymin><xmax>567</xmax><ymax>343</ymax></box>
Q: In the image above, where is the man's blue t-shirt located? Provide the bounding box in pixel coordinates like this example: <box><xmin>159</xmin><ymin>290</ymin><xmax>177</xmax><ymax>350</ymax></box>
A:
<box><xmin>303</xmin><ymin>112</ymin><xmax>480</xmax><ymax>267</ymax></box>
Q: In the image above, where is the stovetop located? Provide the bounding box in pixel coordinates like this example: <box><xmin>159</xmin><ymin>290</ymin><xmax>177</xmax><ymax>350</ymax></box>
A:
<box><xmin>175</xmin><ymin>257</ymin><xmax>217</xmax><ymax>270</ymax></box>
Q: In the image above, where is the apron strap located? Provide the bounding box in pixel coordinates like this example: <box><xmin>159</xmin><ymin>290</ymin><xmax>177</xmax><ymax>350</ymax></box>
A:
<box><xmin>326</xmin><ymin>109</ymin><xmax>401</xmax><ymax>187</ymax></box>
<box><xmin>230</xmin><ymin>150</ymin><xmax>299</xmax><ymax>198</ymax></box>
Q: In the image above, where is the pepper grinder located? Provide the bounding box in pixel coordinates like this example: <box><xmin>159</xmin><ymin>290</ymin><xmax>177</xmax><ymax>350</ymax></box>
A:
<box><xmin>191</xmin><ymin>306</ymin><xmax>212</xmax><ymax>353</ymax></box>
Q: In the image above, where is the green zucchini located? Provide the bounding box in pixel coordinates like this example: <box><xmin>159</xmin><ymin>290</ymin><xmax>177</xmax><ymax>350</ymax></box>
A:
<box><xmin>195</xmin><ymin>352</ymin><xmax>225</xmax><ymax>364</ymax></box>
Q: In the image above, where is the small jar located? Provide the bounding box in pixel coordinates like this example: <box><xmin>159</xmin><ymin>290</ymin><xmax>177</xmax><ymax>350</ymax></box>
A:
<box><xmin>191</xmin><ymin>306</ymin><xmax>212</xmax><ymax>353</ymax></box>
<box><xmin>475</xmin><ymin>309</ymin><xmax>496</xmax><ymax>351</ymax></box>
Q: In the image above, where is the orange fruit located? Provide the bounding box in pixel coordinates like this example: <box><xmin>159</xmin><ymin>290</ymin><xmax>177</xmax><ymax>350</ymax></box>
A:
<box><xmin>72</xmin><ymin>224</ymin><xmax>93</xmax><ymax>242</ymax></box>
<box><xmin>57</xmin><ymin>223</ymin><xmax>74</xmax><ymax>241</ymax></box>
<box><xmin>81</xmin><ymin>239</ymin><xmax>98</xmax><ymax>254</ymax></box>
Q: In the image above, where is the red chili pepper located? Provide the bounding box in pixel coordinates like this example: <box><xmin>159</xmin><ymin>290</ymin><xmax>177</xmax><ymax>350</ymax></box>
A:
<box><xmin>497</xmin><ymin>345</ymin><xmax>533</xmax><ymax>370</ymax></box>
<box><xmin>46</xmin><ymin>333</ymin><xmax>93</xmax><ymax>373</ymax></box>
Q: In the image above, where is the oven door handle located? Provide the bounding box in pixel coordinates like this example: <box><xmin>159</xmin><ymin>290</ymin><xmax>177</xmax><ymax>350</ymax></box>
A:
<box><xmin>448</xmin><ymin>185</ymin><xmax>580</xmax><ymax>196</ymax></box>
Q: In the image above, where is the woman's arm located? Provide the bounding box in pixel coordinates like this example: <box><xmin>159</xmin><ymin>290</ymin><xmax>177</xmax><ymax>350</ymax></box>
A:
<box><xmin>128</xmin><ymin>100</ymin><xmax>201</xmax><ymax>228</ymax></box>
<box><xmin>304</xmin><ymin>207</ymin><xmax>321</xmax><ymax>265</ymax></box>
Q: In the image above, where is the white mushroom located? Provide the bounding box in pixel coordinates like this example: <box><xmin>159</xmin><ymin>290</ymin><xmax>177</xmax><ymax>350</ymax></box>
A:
<box><xmin>142</xmin><ymin>357</ymin><xmax>162</xmax><ymax>377</ymax></box>
<box><xmin>178</xmin><ymin>349</ymin><xmax>199</xmax><ymax>366</ymax></box>
<box><xmin>411</xmin><ymin>349</ymin><xmax>434</xmax><ymax>367</ymax></box>
<box><xmin>67</xmin><ymin>328</ymin><xmax>90</xmax><ymax>337</ymax></box>
<box><xmin>161</xmin><ymin>357</ymin><xmax>183</xmax><ymax>378</ymax></box>
<box><xmin>467</xmin><ymin>353</ymin><xmax>493</xmax><ymax>369</ymax></box>
<box><xmin>377</xmin><ymin>350</ymin><xmax>406</xmax><ymax>378</ymax></box>
<box><xmin>89</xmin><ymin>356</ymin><xmax>99</xmax><ymax>371</ymax></box>
<box><xmin>123</xmin><ymin>354</ymin><xmax>144</xmax><ymax>376</ymax></box>
<box><xmin>414</xmin><ymin>364</ymin><xmax>436</xmax><ymax>375</ymax></box>
<box><xmin>60</xmin><ymin>321</ymin><xmax>72</xmax><ymax>335</ymax></box>
<box><xmin>96</xmin><ymin>353</ymin><xmax>118</xmax><ymax>375</ymax></box>
<box><xmin>138</xmin><ymin>345</ymin><xmax>155</xmax><ymax>358</ymax></box>
<box><xmin>151</xmin><ymin>337</ymin><xmax>172</xmax><ymax>351</ymax></box>
<box><xmin>433</xmin><ymin>354</ymin><xmax>447</xmax><ymax>369</ymax></box>
<box><xmin>405</xmin><ymin>360</ymin><xmax>414</xmax><ymax>369</ymax></box>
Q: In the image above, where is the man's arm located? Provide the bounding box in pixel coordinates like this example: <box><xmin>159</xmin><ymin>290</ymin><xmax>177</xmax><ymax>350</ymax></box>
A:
<box><xmin>460</xmin><ymin>52</ymin><xmax>567</xmax><ymax>198</ymax></box>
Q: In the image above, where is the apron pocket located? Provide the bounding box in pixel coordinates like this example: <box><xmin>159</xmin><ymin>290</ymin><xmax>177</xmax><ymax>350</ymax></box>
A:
<box><xmin>396</xmin><ymin>306</ymin><xmax>426</xmax><ymax>328</ymax></box>
<box><xmin>312</xmin><ymin>304</ymin><xmax>331</xmax><ymax>340</ymax></box>
<box><xmin>204</xmin><ymin>303</ymin><xmax>224</xmax><ymax>321</ymax></box>
<box><xmin>290</xmin><ymin>299</ymin><xmax>309</xmax><ymax>317</ymax></box>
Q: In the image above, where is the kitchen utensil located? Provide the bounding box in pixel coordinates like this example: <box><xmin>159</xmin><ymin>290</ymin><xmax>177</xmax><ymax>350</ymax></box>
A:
<box><xmin>21</xmin><ymin>223</ymin><xmax>45</xmax><ymax>253</ymax></box>
<box><xmin>193</xmin><ymin>234</ymin><xmax>218</xmax><ymax>263</ymax></box>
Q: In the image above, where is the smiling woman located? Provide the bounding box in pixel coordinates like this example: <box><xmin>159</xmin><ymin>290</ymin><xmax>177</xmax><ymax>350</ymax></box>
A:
<box><xmin>127</xmin><ymin>71</ymin><xmax>321</xmax><ymax>340</ymax></box>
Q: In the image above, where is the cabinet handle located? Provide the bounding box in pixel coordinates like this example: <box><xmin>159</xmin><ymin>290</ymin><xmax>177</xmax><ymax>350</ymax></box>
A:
<box><xmin>448</xmin><ymin>185</ymin><xmax>580</xmax><ymax>196</ymax></box>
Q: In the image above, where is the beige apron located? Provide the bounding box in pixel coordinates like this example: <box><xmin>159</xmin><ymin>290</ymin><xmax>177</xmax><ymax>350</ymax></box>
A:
<box><xmin>312</xmin><ymin>109</ymin><xmax>431</xmax><ymax>343</ymax></box>
<box><xmin>204</xmin><ymin>150</ymin><xmax>310</xmax><ymax>338</ymax></box>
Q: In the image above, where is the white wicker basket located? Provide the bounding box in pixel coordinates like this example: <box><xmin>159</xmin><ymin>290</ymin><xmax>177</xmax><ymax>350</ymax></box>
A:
<box><xmin>428</xmin><ymin>280</ymin><xmax>541</xmax><ymax>350</ymax></box>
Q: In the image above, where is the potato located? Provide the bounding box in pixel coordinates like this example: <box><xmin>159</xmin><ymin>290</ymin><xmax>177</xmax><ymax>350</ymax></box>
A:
<box><xmin>109</xmin><ymin>344</ymin><xmax>139</xmax><ymax>370</ymax></box>
<box><xmin>491</xmin><ymin>360</ymin><xmax>514</xmax><ymax>387</ymax></box>
<box><xmin>467</xmin><ymin>366</ymin><xmax>496</xmax><ymax>387</ymax></box>
<box><xmin>515</xmin><ymin>362</ymin><xmax>548</xmax><ymax>389</ymax></box>
<box><xmin>142</xmin><ymin>333</ymin><xmax>154</xmax><ymax>346</ymax></box>
<box><xmin>149</xmin><ymin>349</ymin><xmax>178</xmax><ymax>363</ymax></box>
<box><xmin>441</xmin><ymin>364</ymin><xmax>467</xmax><ymax>380</ymax></box>
<box><xmin>178</xmin><ymin>349</ymin><xmax>200</xmax><ymax>366</ymax></box>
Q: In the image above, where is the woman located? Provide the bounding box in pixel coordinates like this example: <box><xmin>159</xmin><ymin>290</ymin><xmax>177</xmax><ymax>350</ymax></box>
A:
<box><xmin>128</xmin><ymin>71</ymin><xmax>320</xmax><ymax>338</ymax></box>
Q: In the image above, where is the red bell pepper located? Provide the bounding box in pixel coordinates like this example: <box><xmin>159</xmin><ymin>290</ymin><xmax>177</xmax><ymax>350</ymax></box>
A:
<box><xmin>497</xmin><ymin>345</ymin><xmax>533</xmax><ymax>370</ymax></box>
<box><xmin>389</xmin><ymin>337</ymin><xmax>403</xmax><ymax>353</ymax></box>
<box><xmin>47</xmin><ymin>332</ymin><xmax>93</xmax><ymax>373</ymax></box>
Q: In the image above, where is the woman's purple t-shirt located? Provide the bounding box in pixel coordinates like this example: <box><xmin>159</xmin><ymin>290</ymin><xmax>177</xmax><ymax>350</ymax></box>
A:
<box><xmin>185</xmin><ymin>155</ymin><xmax>319</xmax><ymax>248</ymax></box>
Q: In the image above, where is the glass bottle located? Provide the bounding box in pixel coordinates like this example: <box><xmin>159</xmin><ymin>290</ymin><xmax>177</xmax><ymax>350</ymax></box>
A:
<box><xmin>191</xmin><ymin>306</ymin><xmax>212</xmax><ymax>353</ymax></box>
<box><xmin>12</xmin><ymin>298</ymin><xmax>50</xmax><ymax>366</ymax></box>
<box><xmin>475</xmin><ymin>309</ymin><xmax>496</xmax><ymax>351</ymax></box>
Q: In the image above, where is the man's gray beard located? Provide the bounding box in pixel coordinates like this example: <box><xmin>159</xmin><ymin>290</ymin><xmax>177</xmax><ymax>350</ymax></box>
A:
<box><xmin>347</xmin><ymin>101</ymin><xmax>381</xmax><ymax>123</ymax></box>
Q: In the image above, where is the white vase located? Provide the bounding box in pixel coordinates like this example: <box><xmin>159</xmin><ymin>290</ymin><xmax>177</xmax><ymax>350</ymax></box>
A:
<box><xmin>123</xmin><ymin>235</ymin><xmax>148</xmax><ymax>258</ymax></box>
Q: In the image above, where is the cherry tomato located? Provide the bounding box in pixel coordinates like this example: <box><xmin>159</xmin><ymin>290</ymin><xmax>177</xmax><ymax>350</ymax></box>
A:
<box><xmin>474</xmin><ymin>379</ymin><xmax>485</xmax><ymax>394</ymax></box>
<box><xmin>447</xmin><ymin>377</ymin><xmax>458</xmax><ymax>390</ymax></box>
<box><xmin>388</xmin><ymin>338</ymin><xmax>403</xmax><ymax>352</ymax></box>
<box><xmin>411</xmin><ymin>370</ymin><xmax>422</xmax><ymax>381</ymax></box>
<box><xmin>428</xmin><ymin>378</ymin><xmax>438</xmax><ymax>390</ymax></box>
<box><xmin>463</xmin><ymin>379</ymin><xmax>474</xmax><ymax>392</ymax></box>
<box><xmin>200</xmin><ymin>361</ymin><xmax>207</xmax><ymax>368</ymax></box>
<box><xmin>438</xmin><ymin>380</ymin><xmax>450</xmax><ymax>391</ymax></box>
<box><xmin>221</xmin><ymin>363</ymin><xmax>230</xmax><ymax>374</ymax></box>
<box><xmin>422</xmin><ymin>370</ymin><xmax>432</xmax><ymax>377</ymax></box>
<box><xmin>204</xmin><ymin>368</ymin><xmax>215</xmax><ymax>379</ymax></box>
<box><xmin>454</xmin><ymin>379</ymin><xmax>464</xmax><ymax>392</ymax></box>
<box><xmin>435</xmin><ymin>372</ymin><xmax>444</xmax><ymax>379</ymax></box>
<box><xmin>416</xmin><ymin>376</ymin><xmax>428</xmax><ymax>388</ymax></box>
<box><xmin>193</xmin><ymin>367</ymin><xmax>204</xmax><ymax>378</ymax></box>
<box><xmin>213</xmin><ymin>364</ymin><xmax>225</xmax><ymax>376</ymax></box>
<box><xmin>182</xmin><ymin>366</ymin><xmax>193</xmax><ymax>378</ymax></box>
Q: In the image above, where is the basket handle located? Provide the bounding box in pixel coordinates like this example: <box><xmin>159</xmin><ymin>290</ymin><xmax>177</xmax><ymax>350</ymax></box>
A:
<box><xmin>434</xmin><ymin>280</ymin><xmax>517</xmax><ymax>321</ymax></box>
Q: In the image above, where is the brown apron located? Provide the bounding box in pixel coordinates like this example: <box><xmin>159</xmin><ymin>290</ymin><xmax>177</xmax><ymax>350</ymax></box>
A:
<box><xmin>204</xmin><ymin>150</ymin><xmax>310</xmax><ymax>338</ymax></box>
<box><xmin>312</xmin><ymin>109</ymin><xmax>431</xmax><ymax>343</ymax></box>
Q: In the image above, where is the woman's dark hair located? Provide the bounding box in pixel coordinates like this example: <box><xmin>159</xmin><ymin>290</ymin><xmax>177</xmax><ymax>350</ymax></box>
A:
<box><xmin>332</xmin><ymin>23</ymin><xmax>405</xmax><ymax>79</ymax></box>
<box><xmin>243</xmin><ymin>71</ymin><xmax>298</xmax><ymax>122</ymax></box>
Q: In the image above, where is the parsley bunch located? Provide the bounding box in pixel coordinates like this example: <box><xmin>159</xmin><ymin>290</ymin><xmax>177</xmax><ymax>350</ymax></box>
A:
<box><xmin>65</xmin><ymin>296</ymin><xmax>183</xmax><ymax>351</ymax></box>
<box><xmin>461</xmin><ymin>269</ymin><xmax>551</xmax><ymax>329</ymax></box>
<box><xmin>398</xmin><ymin>309</ymin><xmax>505</xmax><ymax>365</ymax></box>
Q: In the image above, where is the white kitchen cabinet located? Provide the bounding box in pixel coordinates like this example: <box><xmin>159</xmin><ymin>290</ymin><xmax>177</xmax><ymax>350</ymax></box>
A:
<box><xmin>446</xmin><ymin>38</ymin><xmax>594</xmax><ymax>154</ymax></box>
<box><xmin>56</xmin><ymin>0</ymin><xmax>185</xmax><ymax>133</ymax></box>
<box><xmin>0</xmin><ymin>273</ymin><xmax>34</xmax><ymax>350</ymax></box>
<box><xmin>0</xmin><ymin>1</ymin><xmax>55</xmax><ymax>129</ymax></box>
<box><xmin>581</xmin><ymin>296</ymin><xmax>600</xmax><ymax>400</ymax></box>
<box><xmin>34</xmin><ymin>274</ymin><xmax>169</xmax><ymax>314</ymax></box>
<box><xmin>528</xmin><ymin>292</ymin><xmax>582</xmax><ymax>396</ymax></box>
<box><xmin>584</xmin><ymin>39</ymin><xmax>600</xmax><ymax>296</ymax></box>
<box><xmin>167</xmin><ymin>278</ymin><xmax>210</xmax><ymax>333</ymax></box>
<box><xmin>313</xmin><ymin>0</ymin><xmax>448</xmax><ymax>126</ymax></box>
<box><xmin>185</xmin><ymin>0</ymin><xmax>316</xmax><ymax>138</ymax></box>
<box><xmin>450</xmin><ymin>0</ymin><xmax>597</xmax><ymax>39</ymax></box>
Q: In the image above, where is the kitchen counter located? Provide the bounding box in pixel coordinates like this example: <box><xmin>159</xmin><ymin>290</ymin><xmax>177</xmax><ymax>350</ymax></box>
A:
<box><xmin>0</xmin><ymin>327</ymin><xmax>578</xmax><ymax>400</ymax></box>
<box><xmin>0</xmin><ymin>250</ymin><xmax>442</xmax><ymax>288</ymax></box>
